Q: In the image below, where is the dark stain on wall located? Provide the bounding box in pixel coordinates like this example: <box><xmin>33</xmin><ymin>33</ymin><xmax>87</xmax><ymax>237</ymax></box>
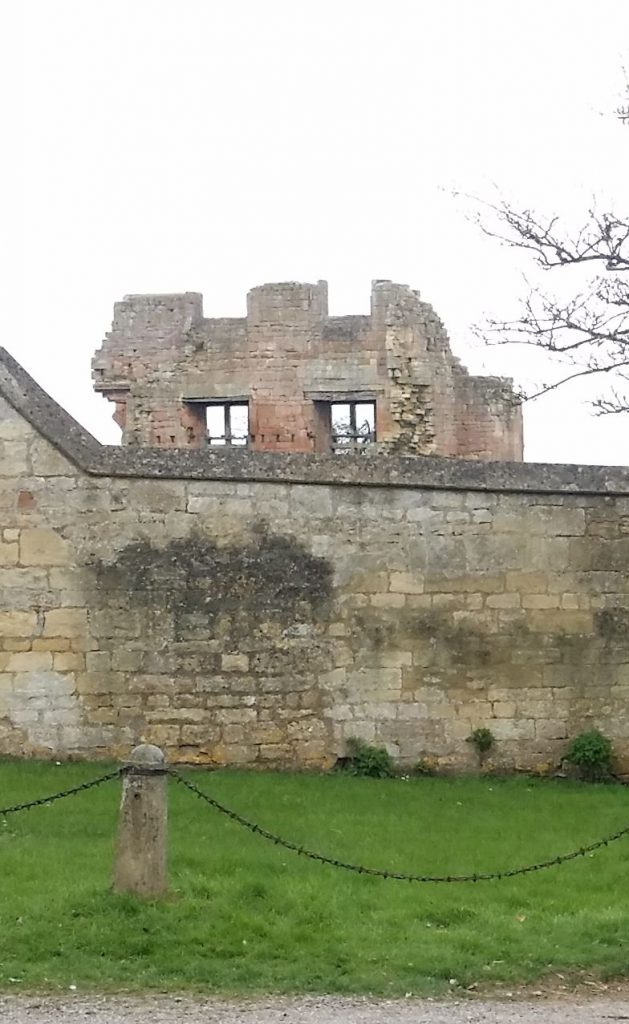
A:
<box><xmin>91</xmin><ymin>529</ymin><xmax>333</xmax><ymax>633</ymax></box>
<box><xmin>595</xmin><ymin>608</ymin><xmax>629</xmax><ymax>640</ymax></box>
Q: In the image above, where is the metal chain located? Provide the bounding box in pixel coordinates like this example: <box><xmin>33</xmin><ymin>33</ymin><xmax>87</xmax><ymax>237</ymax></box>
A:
<box><xmin>169</xmin><ymin>768</ymin><xmax>629</xmax><ymax>883</ymax></box>
<box><xmin>0</xmin><ymin>767</ymin><xmax>123</xmax><ymax>816</ymax></box>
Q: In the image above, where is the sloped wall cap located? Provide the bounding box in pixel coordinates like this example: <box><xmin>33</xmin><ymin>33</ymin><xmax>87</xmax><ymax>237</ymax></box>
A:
<box><xmin>2</xmin><ymin>345</ymin><xmax>629</xmax><ymax>496</ymax></box>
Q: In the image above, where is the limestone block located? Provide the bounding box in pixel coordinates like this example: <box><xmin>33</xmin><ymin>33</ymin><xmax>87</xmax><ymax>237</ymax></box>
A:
<box><xmin>370</xmin><ymin>593</ymin><xmax>405</xmax><ymax>609</ymax></box>
<box><xmin>327</xmin><ymin>622</ymin><xmax>347</xmax><ymax>637</ymax></box>
<box><xmin>6</xmin><ymin>651</ymin><xmax>53</xmax><ymax>672</ymax></box>
<box><xmin>85</xmin><ymin>651</ymin><xmax>111</xmax><ymax>671</ymax></box>
<box><xmin>187</xmin><ymin>481</ymin><xmax>237</xmax><ymax>498</ymax></box>
<box><xmin>179</xmin><ymin>725</ymin><xmax>221</xmax><ymax>746</ymax></box>
<box><xmin>495</xmin><ymin>507</ymin><xmax>585</xmax><ymax>537</ymax></box>
<box><xmin>221</xmin><ymin>653</ymin><xmax>249</xmax><ymax>672</ymax></box>
<box><xmin>10</xmin><ymin>707</ymin><xmax>41</xmax><ymax>727</ymax></box>
<box><xmin>19</xmin><ymin>528</ymin><xmax>70</xmax><ymax>566</ymax></box>
<box><xmin>505</xmin><ymin>571</ymin><xmax>549</xmax><ymax>593</ymax></box>
<box><xmin>0</xmin><ymin>441</ymin><xmax>30</xmax><ymax>476</ymax></box>
<box><xmin>32</xmin><ymin>637</ymin><xmax>70</xmax><ymax>652</ymax></box>
<box><xmin>222</xmin><ymin>724</ymin><xmax>245</xmax><ymax>743</ymax></box>
<box><xmin>328</xmin><ymin>704</ymin><xmax>353</xmax><ymax>721</ymax></box>
<box><xmin>527</xmin><ymin>610</ymin><xmax>593</xmax><ymax>634</ymax></box>
<box><xmin>333</xmin><ymin>645</ymin><xmax>353</xmax><ymax>667</ymax></box>
<box><xmin>535</xmin><ymin>719</ymin><xmax>568</xmax><ymax>740</ymax></box>
<box><xmin>29</xmin><ymin>439</ymin><xmax>73</xmax><ymax>476</ymax></box>
<box><xmin>0</xmin><ymin>401</ymin><xmax>33</xmax><ymax>440</ymax></box>
<box><xmin>339</xmin><ymin>719</ymin><xmax>375</xmax><ymax>742</ymax></box>
<box><xmin>389</xmin><ymin>571</ymin><xmax>424</xmax><ymax>594</ymax></box>
<box><xmin>363</xmin><ymin>701</ymin><xmax>397</xmax><ymax>720</ymax></box>
<box><xmin>216</xmin><ymin>707</ymin><xmax>256</xmax><ymax>725</ymax></box>
<box><xmin>378</xmin><ymin>650</ymin><xmax>412</xmax><ymax>668</ymax></box>
<box><xmin>43</xmin><ymin>608</ymin><xmax>88</xmax><ymax>638</ymax></box>
<box><xmin>425</xmin><ymin>575</ymin><xmax>504</xmax><ymax>594</ymax></box>
<box><xmin>48</xmin><ymin>568</ymin><xmax>86</xmax><ymax>592</ymax></box>
<box><xmin>111</xmin><ymin>650</ymin><xmax>143</xmax><ymax>671</ymax></box>
<box><xmin>76</xmin><ymin>671</ymin><xmax>123</xmax><ymax>695</ymax></box>
<box><xmin>146</xmin><ymin>708</ymin><xmax>207</xmax><ymax>724</ymax></box>
<box><xmin>405</xmin><ymin>594</ymin><xmax>432</xmax><ymax>609</ymax></box>
<box><xmin>521</xmin><ymin>594</ymin><xmax>560</xmax><ymax>610</ymax></box>
<box><xmin>491</xmin><ymin>701</ymin><xmax>517</xmax><ymax>718</ymax></box>
<box><xmin>0</xmin><ymin>541</ymin><xmax>18</xmax><ymax>566</ymax></box>
<box><xmin>3</xmin><ymin>639</ymin><xmax>30</xmax><ymax>652</ymax></box>
<box><xmin>491</xmin><ymin>718</ymin><xmax>535</xmax><ymax>740</ymax></box>
<box><xmin>347</xmin><ymin>571</ymin><xmax>389</xmax><ymax>594</ymax></box>
<box><xmin>128</xmin><ymin>480</ymin><xmax>187</xmax><ymax>513</ymax></box>
<box><xmin>291</xmin><ymin>486</ymin><xmax>333</xmax><ymax>517</ymax></box>
<box><xmin>486</xmin><ymin>593</ymin><xmax>520</xmax><ymax>609</ymax></box>
<box><xmin>53</xmin><ymin>652</ymin><xmax>86</xmax><ymax>672</ymax></box>
<box><xmin>431</xmin><ymin>593</ymin><xmax>462</xmax><ymax>609</ymax></box>
<box><xmin>0</xmin><ymin>610</ymin><xmax>37</xmax><ymax>637</ymax></box>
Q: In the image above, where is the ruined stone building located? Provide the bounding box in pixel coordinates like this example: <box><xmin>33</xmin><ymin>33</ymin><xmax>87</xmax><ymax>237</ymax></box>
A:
<box><xmin>92</xmin><ymin>280</ymin><xmax>523</xmax><ymax>461</ymax></box>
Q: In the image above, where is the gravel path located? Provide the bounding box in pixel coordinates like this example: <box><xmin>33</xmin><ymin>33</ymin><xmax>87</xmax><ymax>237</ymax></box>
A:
<box><xmin>2</xmin><ymin>994</ymin><xmax>629</xmax><ymax>1023</ymax></box>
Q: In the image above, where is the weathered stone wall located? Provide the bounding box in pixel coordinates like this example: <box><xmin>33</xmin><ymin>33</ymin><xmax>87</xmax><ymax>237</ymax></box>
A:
<box><xmin>92</xmin><ymin>280</ymin><xmax>523</xmax><ymax>461</ymax></box>
<box><xmin>3</xmin><ymin>349</ymin><xmax>629</xmax><ymax>771</ymax></box>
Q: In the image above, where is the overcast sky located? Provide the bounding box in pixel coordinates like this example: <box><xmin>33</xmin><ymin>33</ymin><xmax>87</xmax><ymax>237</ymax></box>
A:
<box><xmin>11</xmin><ymin>0</ymin><xmax>629</xmax><ymax>464</ymax></box>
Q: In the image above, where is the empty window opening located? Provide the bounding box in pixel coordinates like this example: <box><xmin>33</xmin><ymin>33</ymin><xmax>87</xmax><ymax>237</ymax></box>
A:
<box><xmin>331</xmin><ymin>402</ymin><xmax>376</xmax><ymax>453</ymax></box>
<box><xmin>206</xmin><ymin>403</ymin><xmax>249</xmax><ymax>446</ymax></box>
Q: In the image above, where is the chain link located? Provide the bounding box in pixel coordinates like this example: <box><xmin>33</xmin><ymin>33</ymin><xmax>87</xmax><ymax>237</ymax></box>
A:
<box><xmin>0</xmin><ymin>767</ymin><xmax>123</xmax><ymax>816</ymax></box>
<box><xmin>169</xmin><ymin>768</ymin><xmax>629</xmax><ymax>883</ymax></box>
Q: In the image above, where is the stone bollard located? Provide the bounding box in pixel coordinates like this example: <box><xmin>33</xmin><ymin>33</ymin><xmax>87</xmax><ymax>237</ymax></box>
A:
<box><xmin>113</xmin><ymin>743</ymin><xmax>168</xmax><ymax>898</ymax></box>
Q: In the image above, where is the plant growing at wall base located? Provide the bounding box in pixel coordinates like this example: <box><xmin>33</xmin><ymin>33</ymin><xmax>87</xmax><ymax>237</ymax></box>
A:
<box><xmin>564</xmin><ymin>729</ymin><xmax>614</xmax><ymax>782</ymax></box>
<box><xmin>413</xmin><ymin>755</ymin><xmax>439</xmax><ymax>777</ymax></box>
<box><xmin>343</xmin><ymin>737</ymin><xmax>395</xmax><ymax>778</ymax></box>
<box><xmin>466</xmin><ymin>727</ymin><xmax>495</xmax><ymax>765</ymax></box>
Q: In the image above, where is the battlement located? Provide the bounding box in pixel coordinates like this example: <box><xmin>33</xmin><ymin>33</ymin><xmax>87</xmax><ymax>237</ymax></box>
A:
<box><xmin>246</xmin><ymin>280</ymin><xmax>329</xmax><ymax>322</ymax></box>
<box><xmin>91</xmin><ymin>280</ymin><xmax>523</xmax><ymax>460</ymax></box>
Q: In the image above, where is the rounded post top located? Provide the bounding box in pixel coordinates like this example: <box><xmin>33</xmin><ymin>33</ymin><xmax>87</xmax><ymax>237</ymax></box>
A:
<box><xmin>128</xmin><ymin>743</ymin><xmax>166</xmax><ymax>768</ymax></box>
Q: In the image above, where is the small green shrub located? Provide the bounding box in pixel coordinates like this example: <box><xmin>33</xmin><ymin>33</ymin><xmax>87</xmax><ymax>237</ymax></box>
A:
<box><xmin>466</xmin><ymin>727</ymin><xmax>495</xmax><ymax>761</ymax></box>
<box><xmin>564</xmin><ymin>729</ymin><xmax>614</xmax><ymax>782</ymax></box>
<box><xmin>344</xmin><ymin>737</ymin><xmax>395</xmax><ymax>778</ymax></box>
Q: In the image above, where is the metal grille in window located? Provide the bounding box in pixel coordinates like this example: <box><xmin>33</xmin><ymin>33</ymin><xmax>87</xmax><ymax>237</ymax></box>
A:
<box><xmin>206</xmin><ymin>403</ymin><xmax>249</xmax><ymax>446</ymax></box>
<box><xmin>331</xmin><ymin>402</ymin><xmax>376</xmax><ymax>453</ymax></box>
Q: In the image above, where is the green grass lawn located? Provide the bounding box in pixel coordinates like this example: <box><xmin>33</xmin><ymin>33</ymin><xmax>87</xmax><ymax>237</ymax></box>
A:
<box><xmin>1</xmin><ymin>760</ymin><xmax>629</xmax><ymax>996</ymax></box>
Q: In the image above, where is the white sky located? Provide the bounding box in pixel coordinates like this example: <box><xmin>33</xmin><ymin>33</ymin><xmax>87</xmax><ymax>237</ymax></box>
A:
<box><xmin>8</xmin><ymin>0</ymin><xmax>629</xmax><ymax>464</ymax></box>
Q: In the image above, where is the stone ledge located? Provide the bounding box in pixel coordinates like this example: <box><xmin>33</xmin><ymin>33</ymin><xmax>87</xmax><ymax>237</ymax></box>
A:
<box><xmin>3</xmin><ymin>345</ymin><xmax>629</xmax><ymax>496</ymax></box>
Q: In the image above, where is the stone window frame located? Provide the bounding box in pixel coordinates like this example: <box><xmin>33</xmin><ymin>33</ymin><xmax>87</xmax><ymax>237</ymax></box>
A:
<box><xmin>307</xmin><ymin>396</ymin><xmax>377</xmax><ymax>454</ymax></box>
<box><xmin>198</xmin><ymin>399</ymin><xmax>250</xmax><ymax>447</ymax></box>
<box><xmin>330</xmin><ymin>400</ymin><xmax>376</xmax><ymax>453</ymax></box>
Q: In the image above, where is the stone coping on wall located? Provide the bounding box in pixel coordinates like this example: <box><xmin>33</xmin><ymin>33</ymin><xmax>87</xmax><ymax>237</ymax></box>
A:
<box><xmin>3</xmin><ymin>343</ymin><xmax>629</xmax><ymax>496</ymax></box>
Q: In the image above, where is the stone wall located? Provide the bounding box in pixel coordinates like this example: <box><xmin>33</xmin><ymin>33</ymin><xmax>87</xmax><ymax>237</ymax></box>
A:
<box><xmin>92</xmin><ymin>280</ymin><xmax>523</xmax><ymax>461</ymax></box>
<box><xmin>3</xmin><ymin>347</ymin><xmax>629</xmax><ymax>771</ymax></box>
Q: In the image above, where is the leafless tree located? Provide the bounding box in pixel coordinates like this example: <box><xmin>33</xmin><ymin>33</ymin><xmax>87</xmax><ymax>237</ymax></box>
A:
<box><xmin>475</xmin><ymin>78</ymin><xmax>629</xmax><ymax>415</ymax></box>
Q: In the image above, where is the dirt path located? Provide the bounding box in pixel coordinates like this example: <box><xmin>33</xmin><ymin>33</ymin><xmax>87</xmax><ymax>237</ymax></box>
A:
<box><xmin>2</xmin><ymin>994</ymin><xmax>629</xmax><ymax>1023</ymax></box>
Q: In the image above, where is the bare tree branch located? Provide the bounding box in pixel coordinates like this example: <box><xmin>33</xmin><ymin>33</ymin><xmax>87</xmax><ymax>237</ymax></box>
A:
<box><xmin>474</xmin><ymin>77</ymin><xmax>629</xmax><ymax>414</ymax></box>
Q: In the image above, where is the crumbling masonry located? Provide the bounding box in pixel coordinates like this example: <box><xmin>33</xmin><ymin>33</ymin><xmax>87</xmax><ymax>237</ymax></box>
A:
<box><xmin>92</xmin><ymin>281</ymin><xmax>523</xmax><ymax>460</ymax></box>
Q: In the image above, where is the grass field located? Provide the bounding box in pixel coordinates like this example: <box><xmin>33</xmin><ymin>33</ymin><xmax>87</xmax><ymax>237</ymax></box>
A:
<box><xmin>1</xmin><ymin>760</ymin><xmax>629</xmax><ymax>996</ymax></box>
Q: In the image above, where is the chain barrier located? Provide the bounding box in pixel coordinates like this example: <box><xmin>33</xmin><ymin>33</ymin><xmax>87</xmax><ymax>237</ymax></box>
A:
<box><xmin>169</xmin><ymin>768</ymin><xmax>629</xmax><ymax>883</ymax></box>
<box><xmin>3</xmin><ymin>764</ymin><xmax>629</xmax><ymax>882</ymax></box>
<box><xmin>0</xmin><ymin>767</ymin><xmax>123</xmax><ymax>816</ymax></box>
